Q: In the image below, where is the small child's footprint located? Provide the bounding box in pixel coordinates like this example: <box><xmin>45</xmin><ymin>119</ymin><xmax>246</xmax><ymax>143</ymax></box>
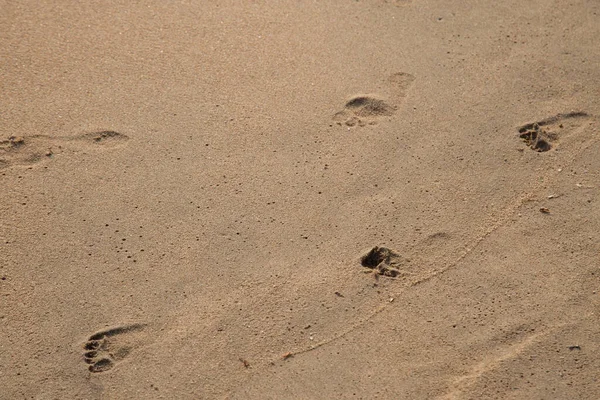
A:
<box><xmin>0</xmin><ymin>130</ymin><xmax>128</xmax><ymax>169</ymax></box>
<box><xmin>333</xmin><ymin>72</ymin><xmax>415</xmax><ymax>127</ymax></box>
<box><xmin>83</xmin><ymin>323</ymin><xmax>147</xmax><ymax>373</ymax></box>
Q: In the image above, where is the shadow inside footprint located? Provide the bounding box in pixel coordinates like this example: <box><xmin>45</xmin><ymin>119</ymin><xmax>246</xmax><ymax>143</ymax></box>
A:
<box><xmin>345</xmin><ymin>96</ymin><xmax>395</xmax><ymax>117</ymax></box>
<box><xmin>519</xmin><ymin>123</ymin><xmax>555</xmax><ymax>152</ymax></box>
<box><xmin>360</xmin><ymin>246</ymin><xmax>405</xmax><ymax>277</ymax></box>
<box><xmin>334</xmin><ymin>95</ymin><xmax>395</xmax><ymax>127</ymax></box>
<box><xmin>83</xmin><ymin>324</ymin><xmax>147</xmax><ymax>373</ymax></box>
<box><xmin>518</xmin><ymin>112</ymin><xmax>590</xmax><ymax>152</ymax></box>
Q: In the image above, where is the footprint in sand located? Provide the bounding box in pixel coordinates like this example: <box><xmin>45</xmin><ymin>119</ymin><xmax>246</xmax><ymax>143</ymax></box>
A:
<box><xmin>333</xmin><ymin>72</ymin><xmax>415</xmax><ymax>127</ymax></box>
<box><xmin>518</xmin><ymin>112</ymin><xmax>591</xmax><ymax>152</ymax></box>
<box><xmin>0</xmin><ymin>130</ymin><xmax>128</xmax><ymax>169</ymax></box>
<box><xmin>360</xmin><ymin>246</ymin><xmax>410</xmax><ymax>277</ymax></box>
<box><xmin>82</xmin><ymin>323</ymin><xmax>148</xmax><ymax>373</ymax></box>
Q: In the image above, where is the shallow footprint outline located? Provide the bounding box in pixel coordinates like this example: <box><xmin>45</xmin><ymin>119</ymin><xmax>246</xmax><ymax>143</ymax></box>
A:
<box><xmin>333</xmin><ymin>72</ymin><xmax>415</xmax><ymax>127</ymax></box>
<box><xmin>0</xmin><ymin>130</ymin><xmax>128</xmax><ymax>169</ymax></box>
<box><xmin>83</xmin><ymin>323</ymin><xmax>148</xmax><ymax>373</ymax></box>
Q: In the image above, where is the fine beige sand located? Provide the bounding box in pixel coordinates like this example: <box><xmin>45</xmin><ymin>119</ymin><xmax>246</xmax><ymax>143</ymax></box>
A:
<box><xmin>2</xmin><ymin>1</ymin><xmax>599</xmax><ymax>399</ymax></box>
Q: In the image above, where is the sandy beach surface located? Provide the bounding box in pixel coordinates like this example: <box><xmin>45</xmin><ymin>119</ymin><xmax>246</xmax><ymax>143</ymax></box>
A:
<box><xmin>2</xmin><ymin>1</ymin><xmax>599</xmax><ymax>399</ymax></box>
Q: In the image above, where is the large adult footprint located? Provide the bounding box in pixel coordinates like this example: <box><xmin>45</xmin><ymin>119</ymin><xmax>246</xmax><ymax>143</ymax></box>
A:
<box><xmin>0</xmin><ymin>130</ymin><xmax>128</xmax><ymax>169</ymax></box>
<box><xmin>82</xmin><ymin>323</ymin><xmax>148</xmax><ymax>373</ymax></box>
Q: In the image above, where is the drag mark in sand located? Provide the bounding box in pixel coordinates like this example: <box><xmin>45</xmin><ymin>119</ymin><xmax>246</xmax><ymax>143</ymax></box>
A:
<box><xmin>279</xmin><ymin>112</ymin><xmax>597</xmax><ymax>361</ymax></box>
<box><xmin>436</xmin><ymin>319</ymin><xmax>593</xmax><ymax>399</ymax></box>
<box><xmin>437</xmin><ymin>328</ymin><xmax>547</xmax><ymax>400</ymax></box>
